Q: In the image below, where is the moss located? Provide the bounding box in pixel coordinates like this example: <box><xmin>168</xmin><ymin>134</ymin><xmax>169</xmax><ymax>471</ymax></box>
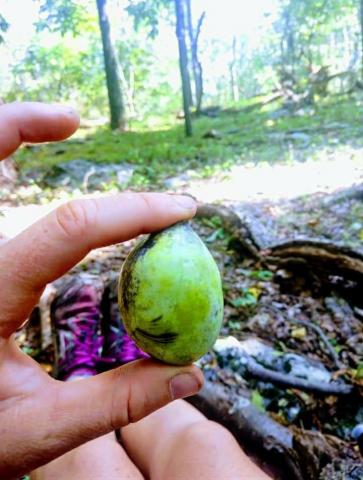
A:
<box><xmin>17</xmin><ymin>94</ymin><xmax>363</xmax><ymax>190</ymax></box>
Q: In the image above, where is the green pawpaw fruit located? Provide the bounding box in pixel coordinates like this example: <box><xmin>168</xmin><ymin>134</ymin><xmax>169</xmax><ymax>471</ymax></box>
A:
<box><xmin>118</xmin><ymin>221</ymin><xmax>224</xmax><ymax>365</ymax></box>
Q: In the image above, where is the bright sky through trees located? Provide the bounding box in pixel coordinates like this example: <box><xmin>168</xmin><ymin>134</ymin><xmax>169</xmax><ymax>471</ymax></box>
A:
<box><xmin>0</xmin><ymin>0</ymin><xmax>279</xmax><ymax>72</ymax></box>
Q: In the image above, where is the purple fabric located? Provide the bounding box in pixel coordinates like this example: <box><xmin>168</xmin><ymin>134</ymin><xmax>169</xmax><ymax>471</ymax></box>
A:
<box><xmin>121</xmin><ymin>331</ymin><xmax>149</xmax><ymax>363</ymax></box>
<box><xmin>53</xmin><ymin>283</ymin><xmax>102</xmax><ymax>380</ymax></box>
<box><xmin>102</xmin><ymin>322</ymin><xmax>149</xmax><ymax>367</ymax></box>
<box><xmin>52</xmin><ymin>276</ymin><xmax>149</xmax><ymax>380</ymax></box>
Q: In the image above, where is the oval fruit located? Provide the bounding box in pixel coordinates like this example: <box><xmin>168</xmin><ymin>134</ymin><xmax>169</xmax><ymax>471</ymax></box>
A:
<box><xmin>118</xmin><ymin>221</ymin><xmax>224</xmax><ymax>365</ymax></box>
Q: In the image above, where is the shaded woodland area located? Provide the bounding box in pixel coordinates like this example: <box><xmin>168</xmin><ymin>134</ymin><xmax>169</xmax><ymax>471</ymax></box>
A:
<box><xmin>1</xmin><ymin>1</ymin><xmax>363</xmax><ymax>478</ymax></box>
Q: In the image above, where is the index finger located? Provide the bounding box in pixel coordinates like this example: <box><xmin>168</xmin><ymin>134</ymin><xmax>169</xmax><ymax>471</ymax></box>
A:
<box><xmin>0</xmin><ymin>192</ymin><xmax>197</xmax><ymax>338</ymax></box>
<box><xmin>0</xmin><ymin>102</ymin><xmax>80</xmax><ymax>160</ymax></box>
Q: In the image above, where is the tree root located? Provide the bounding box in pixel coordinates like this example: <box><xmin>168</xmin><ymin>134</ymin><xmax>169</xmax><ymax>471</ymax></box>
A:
<box><xmin>243</xmin><ymin>355</ymin><xmax>352</xmax><ymax>395</ymax></box>
<box><xmin>288</xmin><ymin>317</ymin><xmax>343</xmax><ymax>369</ymax></box>
<box><xmin>265</xmin><ymin>239</ymin><xmax>363</xmax><ymax>284</ymax></box>
<box><xmin>196</xmin><ymin>203</ymin><xmax>261</xmax><ymax>258</ymax></box>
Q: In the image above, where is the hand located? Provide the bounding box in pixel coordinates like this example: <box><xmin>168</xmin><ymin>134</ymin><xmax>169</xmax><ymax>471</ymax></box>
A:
<box><xmin>0</xmin><ymin>102</ymin><xmax>203</xmax><ymax>479</ymax></box>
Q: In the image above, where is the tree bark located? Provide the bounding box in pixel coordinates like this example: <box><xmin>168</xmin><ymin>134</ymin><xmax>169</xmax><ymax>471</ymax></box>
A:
<box><xmin>174</xmin><ymin>0</ymin><xmax>193</xmax><ymax>137</ymax></box>
<box><xmin>266</xmin><ymin>239</ymin><xmax>363</xmax><ymax>284</ymax></box>
<box><xmin>96</xmin><ymin>0</ymin><xmax>127</xmax><ymax>131</ymax></box>
<box><xmin>185</xmin><ymin>0</ymin><xmax>205</xmax><ymax>114</ymax></box>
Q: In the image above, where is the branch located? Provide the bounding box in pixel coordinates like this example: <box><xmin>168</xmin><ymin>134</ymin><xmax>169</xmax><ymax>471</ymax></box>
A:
<box><xmin>243</xmin><ymin>355</ymin><xmax>353</xmax><ymax>395</ymax></box>
<box><xmin>289</xmin><ymin>318</ymin><xmax>343</xmax><ymax>369</ymax></box>
<box><xmin>194</xmin><ymin>11</ymin><xmax>205</xmax><ymax>46</ymax></box>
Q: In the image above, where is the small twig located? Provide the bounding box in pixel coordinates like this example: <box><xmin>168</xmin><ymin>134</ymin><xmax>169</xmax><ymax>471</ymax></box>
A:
<box><xmin>243</xmin><ymin>356</ymin><xmax>353</xmax><ymax>395</ymax></box>
<box><xmin>82</xmin><ymin>166</ymin><xmax>96</xmax><ymax>193</ymax></box>
<box><xmin>290</xmin><ymin>318</ymin><xmax>343</xmax><ymax>370</ymax></box>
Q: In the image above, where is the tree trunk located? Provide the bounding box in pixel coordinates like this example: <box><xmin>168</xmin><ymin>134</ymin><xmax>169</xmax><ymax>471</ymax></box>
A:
<box><xmin>96</xmin><ymin>0</ymin><xmax>127</xmax><ymax>131</ymax></box>
<box><xmin>185</xmin><ymin>0</ymin><xmax>205</xmax><ymax>114</ymax></box>
<box><xmin>174</xmin><ymin>0</ymin><xmax>193</xmax><ymax>137</ymax></box>
<box><xmin>230</xmin><ymin>36</ymin><xmax>240</xmax><ymax>102</ymax></box>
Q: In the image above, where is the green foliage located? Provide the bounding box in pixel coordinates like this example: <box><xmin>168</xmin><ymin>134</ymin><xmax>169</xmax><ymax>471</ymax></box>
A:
<box><xmin>126</xmin><ymin>0</ymin><xmax>173</xmax><ymax>38</ymax></box>
<box><xmin>249</xmin><ymin>270</ymin><xmax>274</xmax><ymax>281</ymax></box>
<box><xmin>37</xmin><ymin>0</ymin><xmax>96</xmax><ymax>36</ymax></box>
<box><xmin>201</xmin><ymin>217</ymin><xmax>223</xmax><ymax>229</ymax></box>
<box><xmin>2</xmin><ymin>0</ymin><xmax>360</xmax><ymax>123</ymax></box>
<box><xmin>6</xmin><ymin>39</ymin><xmax>107</xmax><ymax>114</ymax></box>
<box><xmin>230</xmin><ymin>289</ymin><xmax>259</xmax><ymax>308</ymax></box>
<box><xmin>272</xmin><ymin>0</ymin><xmax>359</xmax><ymax>95</ymax></box>
<box><xmin>16</xmin><ymin>94</ymin><xmax>363</xmax><ymax>190</ymax></box>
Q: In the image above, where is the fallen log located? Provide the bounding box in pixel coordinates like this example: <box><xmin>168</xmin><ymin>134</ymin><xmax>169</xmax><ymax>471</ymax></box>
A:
<box><xmin>187</xmin><ymin>381</ymin><xmax>304</xmax><ymax>480</ymax></box>
<box><xmin>187</xmin><ymin>380</ymin><xmax>360</xmax><ymax>480</ymax></box>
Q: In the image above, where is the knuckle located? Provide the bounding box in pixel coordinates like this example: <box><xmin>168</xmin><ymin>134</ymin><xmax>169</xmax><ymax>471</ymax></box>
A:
<box><xmin>138</xmin><ymin>192</ymin><xmax>153</xmax><ymax>212</ymax></box>
<box><xmin>55</xmin><ymin>199</ymin><xmax>98</xmax><ymax>239</ymax></box>
<box><xmin>108</xmin><ymin>370</ymin><xmax>132</xmax><ymax>429</ymax></box>
<box><xmin>108</xmin><ymin>369</ymin><xmax>143</xmax><ymax>429</ymax></box>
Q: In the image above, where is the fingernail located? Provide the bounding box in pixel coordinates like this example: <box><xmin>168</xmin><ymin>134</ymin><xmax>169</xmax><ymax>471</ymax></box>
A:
<box><xmin>170</xmin><ymin>373</ymin><xmax>201</xmax><ymax>400</ymax></box>
<box><xmin>172</xmin><ymin>195</ymin><xmax>196</xmax><ymax>211</ymax></box>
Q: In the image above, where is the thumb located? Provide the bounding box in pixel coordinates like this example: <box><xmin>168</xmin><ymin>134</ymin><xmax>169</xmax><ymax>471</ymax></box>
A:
<box><xmin>58</xmin><ymin>359</ymin><xmax>203</xmax><ymax>435</ymax></box>
<box><xmin>9</xmin><ymin>359</ymin><xmax>203</xmax><ymax>476</ymax></box>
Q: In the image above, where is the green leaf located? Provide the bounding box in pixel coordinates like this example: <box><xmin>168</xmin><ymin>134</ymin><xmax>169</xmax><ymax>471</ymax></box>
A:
<box><xmin>355</xmin><ymin>363</ymin><xmax>363</xmax><ymax>380</ymax></box>
<box><xmin>228</xmin><ymin>320</ymin><xmax>241</xmax><ymax>330</ymax></box>
<box><xmin>205</xmin><ymin>227</ymin><xmax>225</xmax><ymax>243</ymax></box>
<box><xmin>250</xmin><ymin>270</ymin><xmax>273</xmax><ymax>281</ymax></box>
<box><xmin>251</xmin><ymin>390</ymin><xmax>265</xmax><ymax>412</ymax></box>
<box><xmin>231</xmin><ymin>292</ymin><xmax>257</xmax><ymax>308</ymax></box>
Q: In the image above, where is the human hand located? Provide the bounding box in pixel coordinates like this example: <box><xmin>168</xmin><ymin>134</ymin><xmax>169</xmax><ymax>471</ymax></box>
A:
<box><xmin>0</xmin><ymin>102</ymin><xmax>203</xmax><ymax>479</ymax></box>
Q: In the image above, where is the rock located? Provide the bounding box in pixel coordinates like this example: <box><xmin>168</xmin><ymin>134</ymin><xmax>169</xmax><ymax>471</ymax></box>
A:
<box><xmin>203</xmin><ymin>129</ymin><xmax>222</xmax><ymax>139</ymax></box>
<box><xmin>33</xmin><ymin>159</ymin><xmax>135</xmax><ymax>190</ymax></box>
<box><xmin>164</xmin><ymin>172</ymin><xmax>194</xmax><ymax>189</ymax></box>
<box><xmin>274</xmin><ymin>353</ymin><xmax>331</xmax><ymax>383</ymax></box>
<box><xmin>213</xmin><ymin>337</ymin><xmax>332</xmax><ymax>384</ymax></box>
<box><xmin>116</xmin><ymin>165</ymin><xmax>135</xmax><ymax>186</ymax></box>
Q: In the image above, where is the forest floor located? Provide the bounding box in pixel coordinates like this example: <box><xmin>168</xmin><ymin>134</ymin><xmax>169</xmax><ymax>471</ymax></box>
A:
<box><xmin>1</xmin><ymin>94</ymin><xmax>363</xmax><ymax>479</ymax></box>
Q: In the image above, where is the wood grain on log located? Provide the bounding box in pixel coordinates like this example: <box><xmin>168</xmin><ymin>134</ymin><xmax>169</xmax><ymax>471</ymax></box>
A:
<box><xmin>266</xmin><ymin>239</ymin><xmax>363</xmax><ymax>283</ymax></box>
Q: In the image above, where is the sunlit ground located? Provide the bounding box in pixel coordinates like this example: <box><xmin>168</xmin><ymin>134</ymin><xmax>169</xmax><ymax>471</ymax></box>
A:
<box><xmin>1</xmin><ymin>143</ymin><xmax>362</xmax><ymax>239</ymax></box>
<box><xmin>183</xmin><ymin>145</ymin><xmax>363</xmax><ymax>203</ymax></box>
